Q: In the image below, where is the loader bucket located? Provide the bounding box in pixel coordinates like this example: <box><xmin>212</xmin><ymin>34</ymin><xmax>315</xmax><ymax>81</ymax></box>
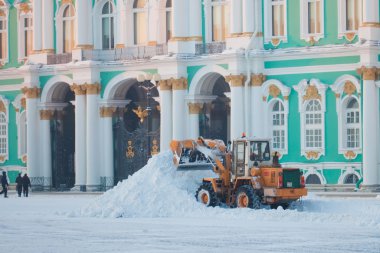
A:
<box><xmin>176</xmin><ymin>163</ymin><xmax>214</xmax><ymax>171</ymax></box>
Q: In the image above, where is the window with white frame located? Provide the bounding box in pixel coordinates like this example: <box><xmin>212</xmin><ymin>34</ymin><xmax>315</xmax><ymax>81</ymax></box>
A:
<box><xmin>272</xmin><ymin>100</ymin><xmax>285</xmax><ymax>150</ymax></box>
<box><xmin>0</xmin><ymin>16</ymin><xmax>7</xmax><ymax>60</ymax></box>
<box><xmin>300</xmin><ymin>0</ymin><xmax>324</xmax><ymax>40</ymax></box>
<box><xmin>0</xmin><ymin>112</ymin><xmax>7</xmax><ymax>157</ymax></box>
<box><xmin>305</xmin><ymin>100</ymin><xmax>323</xmax><ymax>149</ymax></box>
<box><xmin>101</xmin><ymin>1</ymin><xmax>115</xmax><ymax>50</ymax></box>
<box><xmin>165</xmin><ymin>0</ymin><xmax>172</xmax><ymax>42</ymax></box>
<box><xmin>271</xmin><ymin>0</ymin><xmax>286</xmax><ymax>37</ymax></box>
<box><xmin>62</xmin><ymin>5</ymin><xmax>75</xmax><ymax>53</ymax></box>
<box><xmin>133</xmin><ymin>0</ymin><xmax>147</xmax><ymax>45</ymax></box>
<box><xmin>345</xmin><ymin>98</ymin><xmax>360</xmax><ymax>149</ymax></box>
<box><xmin>338</xmin><ymin>0</ymin><xmax>362</xmax><ymax>39</ymax></box>
<box><xmin>22</xmin><ymin>15</ymin><xmax>33</xmax><ymax>57</ymax></box>
<box><xmin>211</xmin><ymin>0</ymin><xmax>229</xmax><ymax>42</ymax></box>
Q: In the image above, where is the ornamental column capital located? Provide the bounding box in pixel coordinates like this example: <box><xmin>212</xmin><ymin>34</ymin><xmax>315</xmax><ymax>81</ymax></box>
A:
<box><xmin>357</xmin><ymin>66</ymin><xmax>380</xmax><ymax>81</ymax></box>
<box><xmin>225</xmin><ymin>74</ymin><xmax>246</xmax><ymax>87</ymax></box>
<box><xmin>21</xmin><ymin>87</ymin><xmax>40</xmax><ymax>99</ymax></box>
<box><xmin>169</xmin><ymin>78</ymin><xmax>188</xmax><ymax>90</ymax></box>
<box><xmin>71</xmin><ymin>84</ymin><xmax>87</xmax><ymax>96</ymax></box>
<box><xmin>188</xmin><ymin>103</ymin><xmax>203</xmax><ymax>114</ymax></box>
<box><xmin>39</xmin><ymin>109</ymin><xmax>55</xmax><ymax>120</ymax></box>
<box><xmin>85</xmin><ymin>83</ymin><xmax>101</xmax><ymax>95</ymax></box>
<box><xmin>99</xmin><ymin>107</ymin><xmax>116</xmax><ymax>118</ymax></box>
<box><xmin>251</xmin><ymin>73</ymin><xmax>266</xmax><ymax>86</ymax></box>
<box><xmin>158</xmin><ymin>80</ymin><xmax>172</xmax><ymax>91</ymax></box>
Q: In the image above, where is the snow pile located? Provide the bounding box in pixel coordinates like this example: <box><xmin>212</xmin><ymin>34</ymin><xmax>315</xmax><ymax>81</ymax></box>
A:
<box><xmin>79</xmin><ymin>151</ymin><xmax>215</xmax><ymax>218</ymax></box>
<box><xmin>77</xmin><ymin>151</ymin><xmax>380</xmax><ymax>229</ymax></box>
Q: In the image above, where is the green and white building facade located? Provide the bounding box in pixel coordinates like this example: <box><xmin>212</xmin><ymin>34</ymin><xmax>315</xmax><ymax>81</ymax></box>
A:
<box><xmin>0</xmin><ymin>0</ymin><xmax>379</xmax><ymax>190</ymax></box>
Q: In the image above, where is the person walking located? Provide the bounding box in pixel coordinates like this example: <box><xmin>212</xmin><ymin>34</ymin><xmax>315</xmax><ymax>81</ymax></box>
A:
<box><xmin>0</xmin><ymin>171</ymin><xmax>9</xmax><ymax>198</ymax></box>
<box><xmin>22</xmin><ymin>173</ymin><xmax>31</xmax><ymax>197</ymax></box>
<box><xmin>15</xmin><ymin>173</ymin><xmax>23</xmax><ymax>197</ymax></box>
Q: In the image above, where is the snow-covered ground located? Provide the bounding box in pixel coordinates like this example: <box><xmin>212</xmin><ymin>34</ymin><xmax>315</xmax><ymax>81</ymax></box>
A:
<box><xmin>1</xmin><ymin>152</ymin><xmax>380</xmax><ymax>253</ymax></box>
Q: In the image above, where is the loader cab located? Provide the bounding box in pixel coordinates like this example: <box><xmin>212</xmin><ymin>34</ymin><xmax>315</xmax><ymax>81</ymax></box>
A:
<box><xmin>232</xmin><ymin>139</ymin><xmax>272</xmax><ymax>177</ymax></box>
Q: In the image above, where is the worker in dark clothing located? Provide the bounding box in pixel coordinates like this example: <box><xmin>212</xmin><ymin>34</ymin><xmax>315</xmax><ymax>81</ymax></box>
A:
<box><xmin>22</xmin><ymin>173</ymin><xmax>31</xmax><ymax>197</ymax></box>
<box><xmin>0</xmin><ymin>171</ymin><xmax>9</xmax><ymax>198</ymax></box>
<box><xmin>15</xmin><ymin>173</ymin><xmax>23</xmax><ymax>197</ymax></box>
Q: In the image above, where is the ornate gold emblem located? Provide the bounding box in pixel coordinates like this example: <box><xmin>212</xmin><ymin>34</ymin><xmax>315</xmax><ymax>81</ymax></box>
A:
<box><xmin>225</xmin><ymin>74</ymin><xmax>245</xmax><ymax>87</ymax></box>
<box><xmin>271</xmin><ymin>38</ymin><xmax>280</xmax><ymax>47</ymax></box>
<box><xmin>151</xmin><ymin>139</ymin><xmax>159</xmax><ymax>156</ymax></box>
<box><xmin>305</xmin><ymin>151</ymin><xmax>320</xmax><ymax>160</ymax></box>
<box><xmin>188</xmin><ymin>103</ymin><xmax>203</xmax><ymax>114</ymax></box>
<box><xmin>269</xmin><ymin>85</ymin><xmax>281</xmax><ymax>98</ymax></box>
<box><xmin>303</xmin><ymin>85</ymin><xmax>321</xmax><ymax>101</ymax></box>
<box><xmin>357</xmin><ymin>66</ymin><xmax>380</xmax><ymax>81</ymax></box>
<box><xmin>21</xmin><ymin>155</ymin><xmax>27</xmax><ymax>163</ymax></box>
<box><xmin>344</xmin><ymin>151</ymin><xmax>357</xmax><ymax>160</ymax></box>
<box><xmin>251</xmin><ymin>74</ymin><xmax>266</xmax><ymax>86</ymax></box>
<box><xmin>344</xmin><ymin>32</ymin><xmax>356</xmax><ymax>42</ymax></box>
<box><xmin>61</xmin><ymin>0</ymin><xmax>73</xmax><ymax>5</ymax></box>
<box><xmin>20</xmin><ymin>3</ymin><xmax>31</xmax><ymax>13</ymax></box>
<box><xmin>343</xmin><ymin>81</ymin><xmax>356</xmax><ymax>95</ymax></box>
<box><xmin>0</xmin><ymin>101</ymin><xmax>5</xmax><ymax>113</ymax></box>
<box><xmin>133</xmin><ymin>106</ymin><xmax>149</xmax><ymax>123</ymax></box>
<box><xmin>308</xmin><ymin>36</ymin><xmax>316</xmax><ymax>46</ymax></box>
<box><xmin>126</xmin><ymin>141</ymin><xmax>135</xmax><ymax>159</ymax></box>
<box><xmin>0</xmin><ymin>155</ymin><xmax>5</xmax><ymax>162</ymax></box>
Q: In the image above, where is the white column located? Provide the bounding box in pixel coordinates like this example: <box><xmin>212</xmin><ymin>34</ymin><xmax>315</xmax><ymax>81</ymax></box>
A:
<box><xmin>42</xmin><ymin>0</ymin><xmax>54</xmax><ymax>53</ymax></box>
<box><xmin>230</xmin><ymin>0</ymin><xmax>243</xmax><ymax>35</ymax></box>
<box><xmin>359</xmin><ymin>67</ymin><xmax>379</xmax><ymax>189</ymax></box>
<box><xmin>23</xmin><ymin>88</ymin><xmax>40</xmax><ymax>186</ymax></box>
<box><xmin>242</xmin><ymin>0</ymin><xmax>254</xmax><ymax>34</ymax></box>
<box><xmin>172</xmin><ymin>0</ymin><xmax>188</xmax><ymax>38</ymax></box>
<box><xmin>71</xmin><ymin>85</ymin><xmax>87</xmax><ymax>190</ymax></box>
<box><xmin>251</xmin><ymin>74</ymin><xmax>265</xmax><ymax>137</ymax></box>
<box><xmin>189</xmin><ymin>0</ymin><xmax>202</xmax><ymax>39</ymax></box>
<box><xmin>32</xmin><ymin>0</ymin><xmax>42</xmax><ymax>52</ymax></box>
<box><xmin>188</xmin><ymin>103</ymin><xmax>202</xmax><ymax>139</ymax></box>
<box><xmin>100</xmin><ymin>107</ymin><xmax>114</xmax><ymax>189</ymax></box>
<box><xmin>172</xmin><ymin>78</ymin><xmax>187</xmax><ymax>140</ymax></box>
<box><xmin>76</xmin><ymin>0</ymin><xmax>92</xmax><ymax>48</ymax></box>
<box><xmin>86</xmin><ymin>84</ymin><xmax>101</xmax><ymax>191</ymax></box>
<box><xmin>116</xmin><ymin>0</ymin><xmax>126</xmax><ymax>48</ymax></box>
<box><xmin>362</xmin><ymin>0</ymin><xmax>379</xmax><ymax>23</ymax></box>
<box><xmin>226</xmin><ymin>75</ymin><xmax>245</xmax><ymax>140</ymax></box>
<box><xmin>40</xmin><ymin>110</ymin><xmax>52</xmax><ymax>189</ymax></box>
<box><xmin>159</xmin><ymin>80</ymin><xmax>173</xmax><ymax>151</ymax></box>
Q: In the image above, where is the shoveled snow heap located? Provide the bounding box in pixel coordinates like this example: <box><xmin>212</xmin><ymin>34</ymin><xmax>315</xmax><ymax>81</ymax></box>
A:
<box><xmin>78</xmin><ymin>151</ymin><xmax>380</xmax><ymax>229</ymax></box>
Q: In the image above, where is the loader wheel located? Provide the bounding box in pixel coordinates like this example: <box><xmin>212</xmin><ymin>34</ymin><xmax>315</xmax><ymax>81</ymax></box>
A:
<box><xmin>235</xmin><ymin>185</ymin><xmax>261</xmax><ymax>209</ymax></box>
<box><xmin>195</xmin><ymin>182</ymin><xmax>219</xmax><ymax>207</ymax></box>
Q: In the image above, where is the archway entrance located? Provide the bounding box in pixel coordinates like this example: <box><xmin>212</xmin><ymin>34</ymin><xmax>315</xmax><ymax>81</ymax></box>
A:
<box><xmin>199</xmin><ymin>74</ymin><xmax>230</xmax><ymax>143</ymax></box>
<box><xmin>49</xmin><ymin>83</ymin><xmax>75</xmax><ymax>190</ymax></box>
<box><xmin>112</xmin><ymin>79</ymin><xmax>160</xmax><ymax>185</ymax></box>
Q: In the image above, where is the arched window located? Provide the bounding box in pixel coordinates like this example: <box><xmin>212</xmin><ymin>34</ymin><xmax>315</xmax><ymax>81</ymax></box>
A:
<box><xmin>305</xmin><ymin>100</ymin><xmax>323</xmax><ymax>149</ymax></box>
<box><xmin>0</xmin><ymin>15</ymin><xmax>7</xmax><ymax>60</ymax></box>
<box><xmin>101</xmin><ymin>1</ymin><xmax>115</xmax><ymax>49</ymax></box>
<box><xmin>345</xmin><ymin>98</ymin><xmax>360</xmax><ymax>149</ymax></box>
<box><xmin>306</xmin><ymin>174</ymin><xmax>321</xmax><ymax>184</ymax></box>
<box><xmin>133</xmin><ymin>0</ymin><xmax>147</xmax><ymax>45</ymax></box>
<box><xmin>343</xmin><ymin>173</ymin><xmax>359</xmax><ymax>184</ymax></box>
<box><xmin>165</xmin><ymin>0</ymin><xmax>172</xmax><ymax>42</ymax></box>
<box><xmin>211</xmin><ymin>0</ymin><xmax>229</xmax><ymax>42</ymax></box>
<box><xmin>0</xmin><ymin>112</ymin><xmax>7</xmax><ymax>157</ymax></box>
<box><xmin>272</xmin><ymin>100</ymin><xmax>285</xmax><ymax>150</ymax></box>
<box><xmin>62</xmin><ymin>5</ymin><xmax>75</xmax><ymax>53</ymax></box>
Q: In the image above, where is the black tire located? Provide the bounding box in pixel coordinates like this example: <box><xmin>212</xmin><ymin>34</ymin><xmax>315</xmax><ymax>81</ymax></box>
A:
<box><xmin>195</xmin><ymin>182</ymin><xmax>219</xmax><ymax>207</ymax></box>
<box><xmin>235</xmin><ymin>185</ymin><xmax>261</xmax><ymax>209</ymax></box>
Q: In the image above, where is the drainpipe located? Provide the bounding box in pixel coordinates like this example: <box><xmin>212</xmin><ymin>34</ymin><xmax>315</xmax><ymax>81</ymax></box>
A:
<box><xmin>244</xmin><ymin>0</ymin><xmax>260</xmax><ymax>137</ymax></box>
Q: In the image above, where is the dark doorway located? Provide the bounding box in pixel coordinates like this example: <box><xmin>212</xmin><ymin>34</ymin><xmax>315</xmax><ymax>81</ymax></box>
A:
<box><xmin>51</xmin><ymin>88</ymin><xmax>75</xmax><ymax>190</ymax></box>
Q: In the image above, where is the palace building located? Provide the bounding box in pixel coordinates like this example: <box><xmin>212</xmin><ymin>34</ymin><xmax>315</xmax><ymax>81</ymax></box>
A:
<box><xmin>0</xmin><ymin>0</ymin><xmax>379</xmax><ymax>191</ymax></box>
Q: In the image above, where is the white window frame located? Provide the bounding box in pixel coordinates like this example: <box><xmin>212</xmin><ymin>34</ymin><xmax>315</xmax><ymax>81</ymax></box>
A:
<box><xmin>93</xmin><ymin>0</ymin><xmax>116</xmax><ymax>50</ymax></box>
<box><xmin>133</xmin><ymin>0</ymin><xmax>148</xmax><ymax>45</ymax></box>
<box><xmin>261</xmin><ymin>79</ymin><xmax>290</xmax><ymax>157</ymax></box>
<box><xmin>56</xmin><ymin>4</ymin><xmax>76</xmax><ymax>54</ymax></box>
<box><xmin>0</xmin><ymin>95</ymin><xmax>9</xmax><ymax>163</ymax></box>
<box><xmin>304</xmin><ymin>99</ymin><xmax>323</xmax><ymax>149</ymax></box>
<box><xmin>293</xmin><ymin>79</ymin><xmax>327</xmax><ymax>160</ymax></box>
<box><xmin>204</xmin><ymin>0</ymin><xmax>229</xmax><ymax>43</ymax></box>
<box><xmin>264</xmin><ymin>0</ymin><xmax>287</xmax><ymax>46</ymax></box>
<box><xmin>303</xmin><ymin>167</ymin><xmax>327</xmax><ymax>184</ymax></box>
<box><xmin>330</xmin><ymin>75</ymin><xmax>361</xmax><ymax>159</ymax></box>
<box><xmin>0</xmin><ymin>4</ymin><xmax>9</xmax><ymax>64</ymax></box>
<box><xmin>300</xmin><ymin>0</ymin><xmax>324</xmax><ymax>42</ymax></box>
<box><xmin>165</xmin><ymin>0</ymin><xmax>172</xmax><ymax>43</ymax></box>
<box><xmin>210</xmin><ymin>0</ymin><xmax>229</xmax><ymax>42</ymax></box>
<box><xmin>17</xmin><ymin>5</ymin><xmax>33</xmax><ymax>61</ymax></box>
<box><xmin>338</xmin><ymin>0</ymin><xmax>362</xmax><ymax>41</ymax></box>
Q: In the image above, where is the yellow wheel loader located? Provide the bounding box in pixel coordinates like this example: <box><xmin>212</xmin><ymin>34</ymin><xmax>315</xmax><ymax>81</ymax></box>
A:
<box><xmin>170</xmin><ymin>137</ymin><xmax>307</xmax><ymax>209</ymax></box>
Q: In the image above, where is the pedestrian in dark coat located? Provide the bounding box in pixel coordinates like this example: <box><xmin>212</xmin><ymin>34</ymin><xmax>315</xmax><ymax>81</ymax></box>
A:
<box><xmin>22</xmin><ymin>173</ymin><xmax>31</xmax><ymax>197</ymax></box>
<box><xmin>15</xmin><ymin>173</ymin><xmax>23</xmax><ymax>197</ymax></box>
<box><xmin>0</xmin><ymin>171</ymin><xmax>9</xmax><ymax>198</ymax></box>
